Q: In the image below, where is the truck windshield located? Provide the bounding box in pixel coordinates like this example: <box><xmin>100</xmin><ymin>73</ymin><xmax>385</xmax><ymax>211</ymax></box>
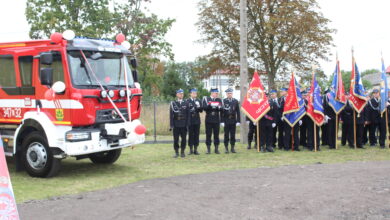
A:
<box><xmin>68</xmin><ymin>51</ymin><xmax>134</xmax><ymax>88</ymax></box>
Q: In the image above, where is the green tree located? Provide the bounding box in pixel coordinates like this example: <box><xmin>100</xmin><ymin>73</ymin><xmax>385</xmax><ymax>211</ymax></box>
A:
<box><xmin>197</xmin><ymin>0</ymin><xmax>335</xmax><ymax>89</ymax></box>
<box><xmin>341</xmin><ymin>70</ymin><xmax>372</xmax><ymax>92</ymax></box>
<box><xmin>26</xmin><ymin>0</ymin><xmax>113</xmax><ymax>38</ymax></box>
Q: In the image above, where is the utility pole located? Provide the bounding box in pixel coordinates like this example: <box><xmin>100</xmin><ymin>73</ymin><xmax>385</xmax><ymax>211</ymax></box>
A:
<box><xmin>240</xmin><ymin>0</ymin><xmax>248</xmax><ymax>144</ymax></box>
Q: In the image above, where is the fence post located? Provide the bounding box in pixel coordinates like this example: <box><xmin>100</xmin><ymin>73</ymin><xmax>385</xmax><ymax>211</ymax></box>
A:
<box><xmin>153</xmin><ymin>101</ymin><xmax>157</xmax><ymax>143</ymax></box>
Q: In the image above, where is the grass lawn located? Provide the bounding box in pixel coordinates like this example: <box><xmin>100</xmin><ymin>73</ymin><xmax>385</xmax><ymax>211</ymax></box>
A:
<box><xmin>9</xmin><ymin>143</ymin><xmax>390</xmax><ymax>203</ymax></box>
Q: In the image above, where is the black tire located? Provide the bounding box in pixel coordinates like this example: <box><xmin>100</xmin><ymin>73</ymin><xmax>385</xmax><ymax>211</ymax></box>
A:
<box><xmin>89</xmin><ymin>149</ymin><xmax>122</xmax><ymax>164</ymax></box>
<box><xmin>21</xmin><ymin>131</ymin><xmax>61</xmax><ymax>178</ymax></box>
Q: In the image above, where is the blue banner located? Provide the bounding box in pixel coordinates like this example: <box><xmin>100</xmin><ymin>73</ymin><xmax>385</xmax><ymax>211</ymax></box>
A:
<box><xmin>380</xmin><ymin>58</ymin><xmax>388</xmax><ymax>114</ymax></box>
<box><xmin>328</xmin><ymin>63</ymin><xmax>346</xmax><ymax>114</ymax></box>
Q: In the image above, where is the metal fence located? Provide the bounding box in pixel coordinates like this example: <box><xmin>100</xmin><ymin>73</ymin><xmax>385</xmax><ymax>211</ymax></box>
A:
<box><xmin>140</xmin><ymin>101</ymin><xmax>240</xmax><ymax>144</ymax></box>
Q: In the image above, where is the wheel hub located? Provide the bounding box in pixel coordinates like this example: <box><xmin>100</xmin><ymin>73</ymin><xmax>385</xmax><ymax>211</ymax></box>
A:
<box><xmin>26</xmin><ymin>142</ymin><xmax>47</xmax><ymax>170</ymax></box>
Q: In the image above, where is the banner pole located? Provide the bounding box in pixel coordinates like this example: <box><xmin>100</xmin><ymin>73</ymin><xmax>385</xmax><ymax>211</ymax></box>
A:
<box><xmin>314</xmin><ymin>123</ymin><xmax>317</xmax><ymax>152</ymax></box>
<box><xmin>291</xmin><ymin>127</ymin><xmax>294</xmax><ymax>151</ymax></box>
<box><xmin>353</xmin><ymin>110</ymin><xmax>357</xmax><ymax>149</ymax></box>
<box><xmin>257</xmin><ymin>122</ymin><xmax>260</xmax><ymax>152</ymax></box>
<box><xmin>335</xmin><ymin>113</ymin><xmax>339</xmax><ymax>149</ymax></box>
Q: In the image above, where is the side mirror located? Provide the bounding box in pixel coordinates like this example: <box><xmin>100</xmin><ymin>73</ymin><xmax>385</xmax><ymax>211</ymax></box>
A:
<box><xmin>40</xmin><ymin>52</ymin><xmax>53</xmax><ymax>65</ymax></box>
<box><xmin>132</xmin><ymin>70</ymin><xmax>138</xmax><ymax>82</ymax></box>
<box><xmin>52</xmin><ymin>81</ymin><xmax>66</xmax><ymax>94</ymax></box>
<box><xmin>130</xmin><ymin>58</ymin><xmax>137</xmax><ymax>69</ymax></box>
<box><xmin>40</xmin><ymin>68</ymin><xmax>53</xmax><ymax>86</ymax></box>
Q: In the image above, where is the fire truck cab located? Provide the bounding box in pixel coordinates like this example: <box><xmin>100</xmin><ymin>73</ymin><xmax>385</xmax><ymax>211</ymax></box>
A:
<box><xmin>0</xmin><ymin>31</ymin><xmax>145</xmax><ymax>177</ymax></box>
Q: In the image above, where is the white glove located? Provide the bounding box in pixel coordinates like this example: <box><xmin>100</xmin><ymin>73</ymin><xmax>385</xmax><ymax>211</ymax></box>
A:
<box><xmin>324</xmin><ymin>116</ymin><xmax>329</xmax><ymax>124</ymax></box>
<box><xmin>220</xmin><ymin>123</ymin><xmax>225</xmax><ymax>127</ymax></box>
<box><xmin>281</xmin><ymin>117</ymin><xmax>284</xmax><ymax>121</ymax></box>
<box><xmin>236</xmin><ymin>122</ymin><xmax>240</xmax><ymax>126</ymax></box>
<box><xmin>299</xmin><ymin>120</ymin><xmax>302</xmax><ymax>126</ymax></box>
<box><xmin>325</xmin><ymin>115</ymin><xmax>331</xmax><ymax>120</ymax></box>
<box><xmin>272</xmin><ymin>123</ymin><xmax>276</xmax><ymax>128</ymax></box>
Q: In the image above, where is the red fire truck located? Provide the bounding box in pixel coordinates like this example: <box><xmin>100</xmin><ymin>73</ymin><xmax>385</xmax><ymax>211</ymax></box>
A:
<box><xmin>0</xmin><ymin>30</ymin><xmax>146</xmax><ymax>177</ymax></box>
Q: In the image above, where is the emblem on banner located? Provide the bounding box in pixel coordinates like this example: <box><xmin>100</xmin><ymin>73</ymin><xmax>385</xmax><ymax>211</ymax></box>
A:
<box><xmin>247</xmin><ymin>87</ymin><xmax>263</xmax><ymax>104</ymax></box>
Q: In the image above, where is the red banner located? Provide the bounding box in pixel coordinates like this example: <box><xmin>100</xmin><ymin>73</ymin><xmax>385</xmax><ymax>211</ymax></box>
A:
<box><xmin>241</xmin><ymin>71</ymin><xmax>270</xmax><ymax>123</ymax></box>
<box><xmin>283</xmin><ymin>72</ymin><xmax>299</xmax><ymax>114</ymax></box>
<box><xmin>0</xmin><ymin>135</ymin><xmax>19</xmax><ymax>219</ymax></box>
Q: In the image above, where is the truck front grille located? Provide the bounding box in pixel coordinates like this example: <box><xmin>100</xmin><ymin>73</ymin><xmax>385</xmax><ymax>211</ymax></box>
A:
<box><xmin>95</xmin><ymin>108</ymin><xmax>129</xmax><ymax>124</ymax></box>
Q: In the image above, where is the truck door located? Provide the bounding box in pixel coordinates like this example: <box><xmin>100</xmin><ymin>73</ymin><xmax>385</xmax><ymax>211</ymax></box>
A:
<box><xmin>35</xmin><ymin>50</ymin><xmax>70</xmax><ymax>125</ymax></box>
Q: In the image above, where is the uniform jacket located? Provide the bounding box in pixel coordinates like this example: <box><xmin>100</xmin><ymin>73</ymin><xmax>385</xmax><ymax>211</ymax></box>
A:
<box><xmin>323</xmin><ymin>93</ymin><xmax>336</xmax><ymax>119</ymax></box>
<box><xmin>202</xmin><ymin>96</ymin><xmax>223</xmax><ymax>123</ymax></box>
<box><xmin>367</xmin><ymin>97</ymin><xmax>381</xmax><ymax>124</ymax></box>
<box><xmin>221</xmin><ymin>98</ymin><xmax>240</xmax><ymax>124</ymax></box>
<box><xmin>169</xmin><ymin>99</ymin><xmax>190</xmax><ymax>128</ymax></box>
<box><xmin>187</xmin><ymin>98</ymin><xmax>203</xmax><ymax>125</ymax></box>
<box><xmin>276</xmin><ymin>96</ymin><xmax>286</xmax><ymax>123</ymax></box>
<box><xmin>262</xmin><ymin>98</ymin><xmax>278</xmax><ymax>126</ymax></box>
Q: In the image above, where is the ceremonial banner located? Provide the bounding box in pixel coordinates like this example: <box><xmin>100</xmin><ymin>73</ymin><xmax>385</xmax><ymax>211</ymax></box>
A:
<box><xmin>328</xmin><ymin>60</ymin><xmax>346</xmax><ymax>114</ymax></box>
<box><xmin>349</xmin><ymin>57</ymin><xmax>367</xmax><ymax>113</ymax></box>
<box><xmin>380</xmin><ymin>57</ymin><xmax>388</xmax><ymax>114</ymax></box>
<box><xmin>241</xmin><ymin>71</ymin><xmax>270</xmax><ymax>123</ymax></box>
<box><xmin>0</xmin><ymin>135</ymin><xmax>19</xmax><ymax>219</ymax></box>
<box><xmin>307</xmin><ymin>73</ymin><xmax>324</xmax><ymax>126</ymax></box>
<box><xmin>283</xmin><ymin>72</ymin><xmax>306</xmax><ymax>126</ymax></box>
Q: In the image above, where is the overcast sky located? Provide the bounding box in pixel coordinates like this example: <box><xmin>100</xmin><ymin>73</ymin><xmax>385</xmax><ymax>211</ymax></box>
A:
<box><xmin>1</xmin><ymin>0</ymin><xmax>390</xmax><ymax>76</ymax></box>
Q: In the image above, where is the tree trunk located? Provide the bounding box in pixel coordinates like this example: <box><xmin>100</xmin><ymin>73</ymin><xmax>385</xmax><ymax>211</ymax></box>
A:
<box><xmin>268</xmin><ymin>70</ymin><xmax>276</xmax><ymax>91</ymax></box>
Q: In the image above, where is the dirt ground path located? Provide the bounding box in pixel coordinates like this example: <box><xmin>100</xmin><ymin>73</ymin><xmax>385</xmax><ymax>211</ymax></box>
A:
<box><xmin>19</xmin><ymin>161</ymin><xmax>390</xmax><ymax>220</ymax></box>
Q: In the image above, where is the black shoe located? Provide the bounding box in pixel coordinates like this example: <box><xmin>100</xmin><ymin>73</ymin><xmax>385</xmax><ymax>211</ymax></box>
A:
<box><xmin>260</xmin><ymin>146</ymin><xmax>265</xmax><ymax>153</ymax></box>
<box><xmin>188</xmin><ymin>146</ymin><xmax>193</xmax><ymax>155</ymax></box>
<box><xmin>380</xmin><ymin>146</ymin><xmax>385</xmax><ymax>149</ymax></box>
<box><xmin>317</xmin><ymin>147</ymin><xmax>321</xmax><ymax>151</ymax></box>
<box><xmin>206</xmin><ymin>146</ymin><xmax>211</xmax><ymax>154</ymax></box>
<box><xmin>357</xmin><ymin>145</ymin><xmax>365</xmax><ymax>149</ymax></box>
<box><xmin>181</xmin><ymin>153</ymin><xmax>185</xmax><ymax>158</ymax></box>
<box><xmin>247</xmin><ymin>143</ymin><xmax>252</xmax><ymax>150</ymax></box>
<box><xmin>225</xmin><ymin>146</ymin><xmax>229</xmax><ymax>154</ymax></box>
<box><xmin>266</xmin><ymin>146</ymin><xmax>274</xmax><ymax>153</ymax></box>
<box><xmin>215</xmin><ymin>145</ymin><xmax>220</xmax><ymax>154</ymax></box>
<box><xmin>173</xmin><ymin>152</ymin><xmax>179</xmax><ymax>158</ymax></box>
<box><xmin>349</xmin><ymin>145</ymin><xmax>355</xmax><ymax>149</ymax></box>
<box><xmin>194</xmin><ymin>146</ymin><xmax>200</xmax><ymax>155</ymax></box>
<box><xmin>294</xmin><ymin>148</ymin><xmax>300</xmax><ymax>151</ymax></box>
<box><xmin>231</xmin><ymin>145</ymin><xmax>236</xmax><ymax>153</ymax></box>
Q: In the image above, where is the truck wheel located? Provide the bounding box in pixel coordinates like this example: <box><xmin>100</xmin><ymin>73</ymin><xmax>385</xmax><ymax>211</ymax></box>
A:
<box><xmin>89</xmin><ymin>149</ymin><xmax>122</xmax><ymax>164</ymax></box>
<box><xmin>22</xmin><ymin>131</ymin><xmax>61</xmax><ymax>178</ymax></box>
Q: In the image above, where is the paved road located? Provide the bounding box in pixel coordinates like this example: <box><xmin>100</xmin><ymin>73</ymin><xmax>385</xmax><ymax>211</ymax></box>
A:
<box><xmin>19</xmin><ymin>161</ymin><xmax>390</xmax><ymax>220</ymax></box>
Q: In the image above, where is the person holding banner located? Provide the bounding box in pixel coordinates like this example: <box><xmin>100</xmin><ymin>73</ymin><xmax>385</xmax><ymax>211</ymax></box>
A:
<box><xmin>221</xmin><ymin>88</ymin><xmax>240</xmax><ymax>153</ymax></box>
<box><xmin>246</xmin><ymin>117</ymin><xmax>258</xmax><ymax>149</ymax></box>
<box><xmin>260</xmin><ymin>93</ymin><xmax>278</xmax><ymax>152</ymax></box>
<box><xmin>277</xmin><ymin>88</ymin><xmax>288</xmax><ymax>150</ymax></box>
<box><xmin>300</xmin><ymin>90</ymin><xmax>309</xmax><ymax>148</ymax></box>
<box><xmin>241</xmin><ymin>71</ymin><xmax>270</xmax><ymax>152</ymax></box>
<box><xmin>340</xmin><ymin>99</ymin><xmax>355</xmax><ymax>148</ymax></box>
<box><xmin>283</xmin><ymin>73</ymin><xmax>305</xmax><ymax>151</ymax></box>
<box><xmin>324</xmin><ymin>92</ymin><xmax>337</xmax><ymax>149</ymax></box>
<box><xmin>203</xmin><ymin>88</ymin><xmax>223</xmax><ymax>154</ymax></box>
<box><xmin>269</xmin><ymin>90</ymin><xmax>279</xmax><ymax>148</ymax></box>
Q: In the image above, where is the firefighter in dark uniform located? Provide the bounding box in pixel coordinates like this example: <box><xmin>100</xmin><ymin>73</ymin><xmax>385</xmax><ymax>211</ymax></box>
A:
<box><xmin>300</xmin><ymin>90</ymin><xmax>309</xmax><ymax>148</ymax></box>
<box><xmin>354</xmin><ymin>104</ymin><xmax>367</xmax><ymax>149</ymax></box>
<box><xmin>246</xmin><ymin>117</ymin><xmax>257</xmax><ymax>149</ymax></box>
<box><xmin>277</xmin><ymin>88</ymin><xmax>288</xmax><ymax>150</ymax></box>
<box><xmin>169</xmin><ymin>89</ymin><xmax>190</xmax><ymax>158</ymax></box>
<box><xmin>202</xmin><ymin>88</ymin><xmax>223</xmax><ymax>154</ymax></box>
<box><xmin>321</xmin><ymin>90</ymin><xmax>329</xmax><ymax>146</ymax></box>
<box><xmin>187</xmin><ymin>88</ymin><xmax>202</xmax><ymax>155</ymax></box>
<box><xmin>269</xmin><ymin>90</ymin><xmax>278</xmax><ymax>148</ymax></box>
<box><xmin>340</xmin><ymin>99</ymin><xmax>354</xmax><ymax>148</ymax></box>
<box><xmin>367</xmin><ymin>89</ymin><xmax>386</xmax><ymax>148</ymax></box>
<box><xmin>221</xmin><ymin>88</ymin><xmax>240</xmax><ymax>153</ymax></box>
<box><xmin>324</xmin><ymin>91</ymin><xmax>337</xmax><ymax>149</ymax></box>
<box><xmin>260</xmin><ymin>92</ymin><xmax>278</xmax><ymax>152</ymax></box>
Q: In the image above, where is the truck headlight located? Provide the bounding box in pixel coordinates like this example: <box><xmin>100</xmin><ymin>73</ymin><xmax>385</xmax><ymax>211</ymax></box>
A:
<box><xmin>66</xmin><ymin>131</ymin><xmax>91</xmax><ymax>142</ymax></box>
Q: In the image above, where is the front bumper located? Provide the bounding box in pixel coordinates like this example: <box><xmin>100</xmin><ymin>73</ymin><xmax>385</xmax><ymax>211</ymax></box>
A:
<box><xmin>63</xmin><ymin>121</ymin><xmax>145</xmax><ymax>156</ymax></box>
